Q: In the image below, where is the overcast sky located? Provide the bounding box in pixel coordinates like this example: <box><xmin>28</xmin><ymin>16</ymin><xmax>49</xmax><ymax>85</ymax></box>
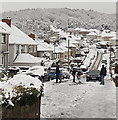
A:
<box><xmin>0</xmin><ymin>1</ymin><xmax>117</xmax><ymax>14</ymax></box>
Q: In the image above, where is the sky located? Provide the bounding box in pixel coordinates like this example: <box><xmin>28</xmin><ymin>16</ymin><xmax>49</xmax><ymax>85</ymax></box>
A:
<box><xmin>0</xmin><ymin>1</ymin><xmax>117</xmax><ymax>14</ymax></box>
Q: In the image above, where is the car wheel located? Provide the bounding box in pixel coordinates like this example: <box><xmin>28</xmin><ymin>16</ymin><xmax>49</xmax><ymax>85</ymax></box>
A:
<box><xmin>68</xmin><ymin>76</ymin><xmax>70</xmax><ymax>79</ymax></box>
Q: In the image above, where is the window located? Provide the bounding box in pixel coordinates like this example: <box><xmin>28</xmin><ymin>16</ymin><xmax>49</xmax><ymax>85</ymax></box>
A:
<box><xmin>34</xmin><ymin>46</ymin><xmax>37</xmax><ymax>52</ymax></box>
<box><xmin>2</xmin><ymin>34</ymin><xmax>6</xmax><ymax>44</ymax></box>
<box><xmin>29</xmin><ymin>45</ymin><xmax>33</xmax><ymax>52</ymax></box>
<box><xmin>21</xmin><ymin>45</ymin><xmax>25</xmax><ymax>53</ymax></box>
<box><xmin>16</xmin><ymin>45</ymin><xmax>19</xmax><ymax>53</ymax></box>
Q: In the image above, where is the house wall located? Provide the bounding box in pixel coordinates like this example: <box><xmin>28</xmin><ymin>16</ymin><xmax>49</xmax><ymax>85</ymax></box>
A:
<box><xmin>72</xmin><ymin>43</ymin><xmax>80</xmax><ymax>49</ymax></box>
<box><xmin>0</xmin><ymin>34</ymin><xmax>2</xmax><ymax>66</ymax></box>
<box><xmin>102</xmin><ymin>37</ymin><xmax>112</xmax><ymax>41</ymax></box>
<box><xmin>86</xmin><ymin>35</ymin><xmax>97</xmax><ymax>41</ymax></box>
<box><xmin>79</xmin><ymin>31</ymin><xmax>90</xmax><ymax>37</ymax></box>
<box><xmin>70</xmin><ymin>47</ymin><xmax>76</xmax><ymax>57</ymax></box>
<box><xmin>0</xmin><ymin>33</ymin><xmax>9</xmax><ymax>70</ymax></box>
<box><xmin>9</xmin><ymin>44</ymin><xmax>15</xmax><ymax>66</ymax></box>
<box><xmin>37</xmin><ymin>51</ymin><xmax>53</xmax><ymax>59</ymax></box>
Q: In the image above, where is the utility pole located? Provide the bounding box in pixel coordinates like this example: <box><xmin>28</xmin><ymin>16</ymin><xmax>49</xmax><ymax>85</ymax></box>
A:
<box><xmin>53</xmin><ymin>41</ymin><xmax>56</xmax><ymax>60</ymax></box>
<box><xmin>109</xmin><ymin>43</ymin><xmax>112</xmax><ymax>78</ymax></box>
<box><xmin>68</xmin><ymin>38</ymin><xmax>70</xmax><ymax>71</ymax></box>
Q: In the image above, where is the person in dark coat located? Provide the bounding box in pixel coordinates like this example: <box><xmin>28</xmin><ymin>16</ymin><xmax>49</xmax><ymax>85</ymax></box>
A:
<box><xmin>72</xmin><ymin>67</ymin><xmax>76</xmax><ymax>82</ymax></box>
<box><xmin>100</xmin><ymin>65</ymin><xmax>107</xmax><ymax>85</ymax></box>
<box><xmin>115</xmin><ymin>63</ymin><xmax>118</xmax><ymax>74</ymax></box>
<box><xmin>56</xmin><ymin>64</ymin><xmax>60</xmax><ymax>83</ymax></box>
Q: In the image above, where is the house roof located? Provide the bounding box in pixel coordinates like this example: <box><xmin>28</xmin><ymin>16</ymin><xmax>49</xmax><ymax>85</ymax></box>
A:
<box><xmin>36</xmin><ymin>40</ymin><xmax>53</xmax><ymax>51</ymax></box>
<box><xmin>14</xmin><ymin>53</ymin><xmax>40</xmax><ymax>64</ymax></box>
<box><xmin>54</xmin><ymin>46</ymin><xmax>65</xmax><ymax>53</ymax></box>
<box><xmin>87</xmin><ymin>32</ymin><xmax>97</xmax><ymax>36</ymax></box>
<box><xmin>0</xmin><ymin>21</ymin><xmax>38</xmax><ymax>45</ymax></box>
<box><xmin>0</xmin><ymin>26</ymin><xmax>10</xmax><ymax>34</ymax></box>
<box><xmin>101</xmin><ymin>32</ymin><xmax>115</xmax><ymax>38</ymax></box>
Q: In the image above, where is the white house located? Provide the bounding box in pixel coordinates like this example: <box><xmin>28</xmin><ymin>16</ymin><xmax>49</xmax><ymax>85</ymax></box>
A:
<box><xmin>36</xmin><ymin>40</ymin><xmax>53</xmax><ymax>59</ymax></box>
<box><xmin>101</xmin><ymin>31</ymin><xmax>114</xmax><ymax>41</ymax></box>
<box><xmin>86</xmin><ymin>32</ymin><xmax>97</xmax><ymax>41</ymax></box>
<box><xmin>0</xmin><ymin>18</ymin><xmax>38</xmax><ymax>66</ymax></box>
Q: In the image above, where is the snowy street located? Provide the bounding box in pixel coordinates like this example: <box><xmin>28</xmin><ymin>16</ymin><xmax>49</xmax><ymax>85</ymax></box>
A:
<box><xmin>41</xmin><ymin>76</ymin><xmax>116</xmax><ymax>118</ymax></box>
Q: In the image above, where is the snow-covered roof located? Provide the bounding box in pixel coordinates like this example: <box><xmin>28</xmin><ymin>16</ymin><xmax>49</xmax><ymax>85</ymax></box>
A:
<box><xmin>54</xmin><ymin>46</ymin><xmax>65</xmax><ymax>53</ymax></box>
<box><xmin>14</xmin><ymin>53</ymin><xmax>40</xmax><ymax>64</ymax></box>
<box><xmin>0</xmin><ymin>26</ymin><xmax>10</xmax><ymax>34</ymax></box>
<box><xmin>79</xmin><ymin>28</ymin><xmax>90</xmax><ymax>32</ymax></box>
<box><xmin>101</xmin><ymin>32</ymin><xmax>115</xmax><ymax>38</ymax></box>
<box><xmin>87</xmin><ymin>32</ymin><xmax>97</xmax><ymax>36</ymax></box>
<box><xmin>61</xmin><ymin>40</ymin><xmax>76</xmax><ymax>48</ymax></box>
<box><xmin>75</xmin><ymin>27</ymin><xmax>80</xmax><ymax>31</ymax></box>
<box><xmin>0</xmin><ymin>21</ymin><xmax>38</xmax><ymax>45</ymax></box>
<box><xmin>97</xmin><ymin>41</ymin><xmax>109</xmax><ymax>45</ymax></box>
<box><xmin>36</xmin><ymin>40</ymin><xmax>53</xmax><ymax>51</ymax></box>
<box><xmin>110</xmin><ymin>36</ymin><xmax>117</xmax><ymax>40</ymax></box>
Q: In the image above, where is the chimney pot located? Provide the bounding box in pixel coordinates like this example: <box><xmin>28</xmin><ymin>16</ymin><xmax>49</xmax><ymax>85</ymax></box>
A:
<box><xmin>28</xmin><ymin>33</ymin><xmax>35</xmax><ymax>40</ymax></box>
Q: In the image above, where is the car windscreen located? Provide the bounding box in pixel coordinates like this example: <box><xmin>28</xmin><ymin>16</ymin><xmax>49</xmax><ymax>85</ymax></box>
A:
<box><xmin>88</xmin><ymin>70</ymin><xmax>100</xmax><ymax>75</ymax></box>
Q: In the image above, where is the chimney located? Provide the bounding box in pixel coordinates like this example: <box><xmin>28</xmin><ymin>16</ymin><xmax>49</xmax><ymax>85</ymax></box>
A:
<box><xmin>28</xmin><ymin>33</ymin><xmax>35</xmax><ymax>40</ymax></box>
<box><xmin>2</xmin><ymin>17</ymin><xmax>11</xmax><ymax>27</ymax></box>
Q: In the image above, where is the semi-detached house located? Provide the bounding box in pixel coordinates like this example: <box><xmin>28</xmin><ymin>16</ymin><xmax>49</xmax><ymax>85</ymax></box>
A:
<box><xmin>0</xmin><ymin>18</ymin><xmax>39</xmax><ymax>67</ymax></box>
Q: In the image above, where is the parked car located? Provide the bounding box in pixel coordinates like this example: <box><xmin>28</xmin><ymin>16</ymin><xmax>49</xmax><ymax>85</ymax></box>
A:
<box><xmin>26</xmin><ymin>66</ymin><xmax>49</xmax><ymax>81</ymax></box>
<box><xmin>8</xmin><ymin>67</ymin><xmax>20</xmax><ymax>74</ymax></box>
<box><xmin>48</xmin><ymin>67</ymin><xmax>64</xmax><ymax>80</ymax></box>
<box><xmin>86</xmin><ymin>69</ymin><xmax>100</xmax><ymax>81</ymax></box>
<box><xmin>0</xmin><ymin>66</ymin><xmax>5</xmax><ymax>73</ymax></box>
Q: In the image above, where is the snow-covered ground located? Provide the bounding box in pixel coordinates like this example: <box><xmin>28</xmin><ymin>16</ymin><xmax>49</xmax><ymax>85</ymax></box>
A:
<box><xmin>40</xmin><ymin>48</ymin><xmax>116</xmax><ymax>118</ymax></box>
<box><xmin>41</xmin><ymin>74</ymin><xmax>116</xmax><ymax>118</ymax></box>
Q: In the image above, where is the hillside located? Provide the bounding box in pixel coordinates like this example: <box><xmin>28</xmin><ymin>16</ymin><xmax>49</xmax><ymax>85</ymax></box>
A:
<box><xmin>1</xmin><ymin>8</ymin><xmax>116</xmax><ymax>37</ymax></box>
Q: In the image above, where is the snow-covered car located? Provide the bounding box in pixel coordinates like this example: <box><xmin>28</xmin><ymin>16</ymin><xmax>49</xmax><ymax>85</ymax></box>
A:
<box><xmin>86</xmin><ymin>69</ymin><xmax>100</xmax><ymax>81</ymax></box>
<box><xmin>26</xmin><ymin>66</ymin><xmax>49</xmax><ymax>81</ymax></box>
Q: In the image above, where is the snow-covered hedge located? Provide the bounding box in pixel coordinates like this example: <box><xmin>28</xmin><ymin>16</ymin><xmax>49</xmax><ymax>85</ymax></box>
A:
<box><xmin>0</xmin><ymin>73</ymin><xmax>43</xmax><ymax>108</ymax></box>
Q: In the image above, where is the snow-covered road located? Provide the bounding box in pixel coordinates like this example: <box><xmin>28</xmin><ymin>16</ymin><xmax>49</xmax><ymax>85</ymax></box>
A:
<box><xmin>41</xmin><ymin>76</ymin><xmax>116</xmax><ymax>118</ymax></box>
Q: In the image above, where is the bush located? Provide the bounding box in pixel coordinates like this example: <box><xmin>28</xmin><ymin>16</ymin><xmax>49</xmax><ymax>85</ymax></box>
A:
<box><xmin>11</xmin><ymin>85</ymin><xmax>40</xmax><ymax>106</ymax></box>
